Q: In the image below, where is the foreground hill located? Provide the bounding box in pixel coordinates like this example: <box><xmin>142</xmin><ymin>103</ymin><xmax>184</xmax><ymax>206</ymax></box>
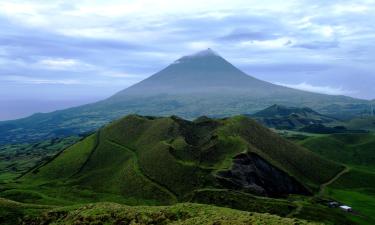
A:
<box><xmin>0</xmin><ymin>49</ymin><xmax>368</xmax><ymax>144</ymax></box>
<box><xmin>0</xmin><ymin>198</ymin><xmax>319</xmax><ymax>225</ymax></box>
<box><xmin>251</xmin><ymin>104</ymin><xmax>337</xmax><ymax>129</ymax></box>
<box><xmin>5</xmin><ymin>116</ymin><xmax>342</xmax><ymax>203</ymax></box>
<box><xmin>0</xmin><ymin>115</ymin><xmax>355</xmax><ymax>224</ymax></box>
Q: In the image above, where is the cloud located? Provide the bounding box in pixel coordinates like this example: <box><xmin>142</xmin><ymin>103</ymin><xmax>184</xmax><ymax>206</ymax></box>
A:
<box><xmin>293</xmin><ymin>40</ymin><xmax>339</xmax><ymax>49</ymax></box>
<box><xmin>2</xmin><ymin>75</ymin><xmax>81</xmax><ymax>85</ymax></box>
<box><xmin>219</xmin><ymin>29</ymin><xmax>280</xmax><ymax>41</ymax></box>
<box><xmin>275</xmin><ymin>82</ymin><xmax>355</xmax><ymax>95</ymax></box>
<box><xmin>0</xmin><ymin>0</ymin><xmax>375</xmax><ymax>101</ymax></box>
<box><xmin>38</xmin><ymin>58</ymin><xmax>78</xmax><ymax>69</ymax></box>
<box><xmin>36</xmin><ymin>58</ymin><xmax>95</xmax><ymax>70</ymax></box>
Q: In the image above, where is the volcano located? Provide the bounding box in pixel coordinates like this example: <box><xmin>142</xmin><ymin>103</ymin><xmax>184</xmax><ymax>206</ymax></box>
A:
<box><xmin>0</xmin><ymin>49</ymin><xmax>367</xmax><ymax>143</ymax></box>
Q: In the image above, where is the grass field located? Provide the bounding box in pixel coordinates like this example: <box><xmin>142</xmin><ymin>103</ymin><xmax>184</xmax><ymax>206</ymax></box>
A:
<box><xmin>299</xmin><ymin>133</ymin><xmax>375</xmax><ymax>224</ymax></box>
<box><xmin>0</xmin><ymin>136</ymin><xmax>81</xmax><ymax>181</ymax></box>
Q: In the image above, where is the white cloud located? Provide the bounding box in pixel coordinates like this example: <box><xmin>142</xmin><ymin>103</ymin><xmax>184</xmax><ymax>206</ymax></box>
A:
<box><xmin>36</xmin><ymin>58</ymin><xmax>95</xmax><ymax>70</ymax></box>
<box><xmin>100</xmin><ymin>71</ymin><xmax>143</xmax><ymax>78</ymax></box>
<box><xmin>333</xmin><ymin>4</ymin><xmax>370</xmax><ymax>14</ymax></box>
<box><xmin>0</xmin><ymin>0</ymin><xmax>375</xmax><ymax>100</ymax></box>
<box><xmin>238</xmin><ymin>37</ymin><xmax>293</xmax><ymax>49</ymax></box>
<box><xmin>275</xmin><ymin>82</ymin><xmax>355</xmax><ymax>95</ymax></box>
<box><xmin>187</xmin><ymin>41</ymin><xmax>217</xmax><ymax>51</ymax></box>
<box><xmin>2</xmin><ymin>75</ymin><xmax>81</xmax><ymax>85</ymax></box>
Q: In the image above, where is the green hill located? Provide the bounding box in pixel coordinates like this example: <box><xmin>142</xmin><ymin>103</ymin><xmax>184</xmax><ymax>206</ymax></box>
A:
<box><xmin>0</xmin><ymin>49</ymin><xmax>368</xmax><ymax>144</ymax></box>
<box><xmin>342</xmin><ymin>116</ymin><xmax>375</xmax><ymax>131</ymax></box>
<box><xmin>15</xmin><ymin>115</ymin><xmax>344</xmax><ymax>201</ymax></box>
<box><xmin>0</xmin><ymin>136</ymin><xmax>81</xmax><ymax>181</ymax></box>
<box><xmin>0</xmin><ymin>199</ymin><xmax>320</xmax><ymax>225</ymax></box>
<box><xmin>299</xmin><ymin>133</ymin><xmax>375</xmax><ymax>225</ymax></box>
<box><xmin>300</xmin><ymin>133</ymin><xmax>375</xmax><ymax>168</ymax></box>
<box><xmin>0</xmin><ymin>115</ymin><xmax>355</xmax><ymax>224</ymax></box>
<box><xmin>251</xmin><ymin>104</ymin><xmax>337</xmax><ymax>129</ymax></box>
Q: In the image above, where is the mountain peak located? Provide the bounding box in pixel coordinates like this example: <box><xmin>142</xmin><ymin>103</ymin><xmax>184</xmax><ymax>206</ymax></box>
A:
<box><xmin>117</xmin><ymin>48</ymin><xmax>272</xmax><ymax>96</ymax></box>
<box><xmin>190</xmin><ymin>48</ymin><xmax>218</xmax><ymax>57</ymax></box>
<box><xmin>175</xmin><ymin>48</ymin><xmax>220</xmax><ymax>63</ymax></box>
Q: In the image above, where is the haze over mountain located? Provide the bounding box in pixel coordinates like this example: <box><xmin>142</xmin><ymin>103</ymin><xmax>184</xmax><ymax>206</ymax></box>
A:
<box><xmin>115</xmin><ymin>49</ymin><xmax>273</xmax><ymax>95</ymax></box>
<box><xmin>0</xmin><ymin>49</ymin><xmax>369</xmax><ymax>144</ymax></box>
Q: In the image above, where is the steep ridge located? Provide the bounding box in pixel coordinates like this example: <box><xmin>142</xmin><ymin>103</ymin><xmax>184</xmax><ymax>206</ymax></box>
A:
<box><xmin>14</xmin><ymin>115</ymin><xmax>343</xmax><ymax>206</ymax></box>
<box><xmin>0</xmin><ymin>49</ymin><xmax>368</xmax><ymax>144</ymax></box>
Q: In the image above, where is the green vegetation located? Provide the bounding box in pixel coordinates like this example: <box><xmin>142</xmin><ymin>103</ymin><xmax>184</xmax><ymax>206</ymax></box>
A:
<box><xmin>342</xmin><ymin>116</ymin><xmax>375</xmax><ymax>131</ymax></box>
<box><xmin>0</xmin><ymin>199</ymin><xmax>320</xmax><ymax>225</ymax></box>
<box><xmin>300</xmin><ymin>133</ymin><xmax>375</xmax><ymax>169</ymax></box>
<box><xmin>0</xmin><ymin>51</ymin><xmax>369</xmax><ymax>144</ymax></box>
<box><xmin>0</xmin><ymin>197</ymin><xmax>52</xmax><ymax>225</ymax></box>
<box><xmin>0</xmin><ymin>136</ymin><xmax>81</xmax><ymax>181</ymax></box>
<box><xmin>252</xmin><ymin>104</ymin><xmax>337</xmax><ymax>130</ymax></box>
<box><xmin>299</xmin><ymin>133</ymin><xmax>375</xmax><ymax>224</ymax></box>
<box><xmin>0</xmin><ymin>114</ymin><xmax>354</xmax><ymax>224</ymax></box>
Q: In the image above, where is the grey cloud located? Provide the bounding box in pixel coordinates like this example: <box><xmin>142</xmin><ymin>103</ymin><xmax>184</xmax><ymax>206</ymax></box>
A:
<box><xmin>219</xmin><ymin>30</ymin><xmax>280</xmax><ymax>41</ymax></box>
<box><xmin>292</xmin><ymin>41</ymin><xmax>339</xmax><ymax>49</ymax></box>
<box><xmin>0</xmin><ymin>0</ymin><xmax>375</xmax><ymax>106</ymax></box>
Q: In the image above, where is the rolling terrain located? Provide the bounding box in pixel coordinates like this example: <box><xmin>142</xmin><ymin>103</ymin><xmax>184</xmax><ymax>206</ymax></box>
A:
<box><xmin>0</xmin><ymin>198</ymin><xmax>320</xmax><ymax>225</ymax></box>
<box><xmin>299</xmin><ymin>133</ymin><xmax>375</xmax><ymax>225</ymax></box>
<box><xmin>0</xmin><ymin>136</ymin><xmax>81</xmax><ymax>182</ymax></box>
<box><xmin>0</xmin><ymin>49</ymin><xmax>369</xmax><ymax>144</ymax></box>
<box><xmin>0</xmin><ymin>114</ymin><xmax>355</xmax><ymax>224</ymax></box>
<box><xmin>251</xmin><ymin>104</ymin><xmax>338</xmax><ymax>130</ymax></box>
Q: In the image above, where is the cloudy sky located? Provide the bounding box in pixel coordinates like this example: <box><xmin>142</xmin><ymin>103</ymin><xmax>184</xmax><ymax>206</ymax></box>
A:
<box><xmin>1</xmin><ymin>0</ymin><xmax>375</xmax><ymax>120</ymax></box>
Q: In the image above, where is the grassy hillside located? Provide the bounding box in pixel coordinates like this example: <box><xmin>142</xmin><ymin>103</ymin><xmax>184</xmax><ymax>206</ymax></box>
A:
<box><xmin>0</xmin><ymin>199</ymin><xmax>320</xmax><ymax>225</ymax></box>
<box><xmin>0</xmin><ymin>197</ymin><xmax>52</xmax><ymax>225</ymax></box>
<box><xmin>0</xmin><ymin>136</ymin><xmax>81</xmax><ymax>181</ymax></box>
<box><xmin>251</xmin><ymin>104</ymin><xmax>337</xmax><ymax>130</ymax></box>
<box><xmin>16</xmin><ymin>115</ymin><xmax>343</xmax><ymax>200</ymax></box>
<box><xmin>343</xmin><ymin>116</ymin><xmax>375</xmax><ymax>131</ymax></box>
<box><xmin>0</xmin><ymin>115</ymin><xmax>356</xmax><ymax>224</ymax></box>
<box><xmin>299</xmin><ymin>133</ymin><xmax>375</xmax><ymax>225</ymax></box>
<box><xmin>300</xmin><ymin>133</ymin><xmax>375</xmax><ymax>169</ymax></box>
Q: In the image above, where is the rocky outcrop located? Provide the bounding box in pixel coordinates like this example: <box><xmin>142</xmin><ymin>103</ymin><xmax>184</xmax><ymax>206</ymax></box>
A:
<box><xmin>216</xmin><ymin>152</ymin><xmax>310</xmax><ymax>197</ymax></box>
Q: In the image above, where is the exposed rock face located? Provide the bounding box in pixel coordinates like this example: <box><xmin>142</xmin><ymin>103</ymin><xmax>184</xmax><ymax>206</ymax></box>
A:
<box><xmin>216</xmin><ymin>152</ymin><xmax>310</xmax><ymax>197</ymax></box>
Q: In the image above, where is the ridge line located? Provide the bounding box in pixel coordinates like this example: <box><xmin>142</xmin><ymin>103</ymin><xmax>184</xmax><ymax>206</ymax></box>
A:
<box><xmin>106</xmin><ymin>139</ymin><xmax>178</xmax><ymax>203</ymax></box>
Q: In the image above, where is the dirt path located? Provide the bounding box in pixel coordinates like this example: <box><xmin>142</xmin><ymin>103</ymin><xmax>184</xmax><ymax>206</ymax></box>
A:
<box><xmin>288</xmin><ymin>166</ymin><xmax>350</xmax><ymax>218</ymax></box>
<box><xmin>317</xmin><ymin>166</ymin><xmax>350</xmax><ymax>198</ymax></box>
<box><xmin>286</xmin><ymin>201</ymin><xmax>303</xmax><ymax>218</ymax></box>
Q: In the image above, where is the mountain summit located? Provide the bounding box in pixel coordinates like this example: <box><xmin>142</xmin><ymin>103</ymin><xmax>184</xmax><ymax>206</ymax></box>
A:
<box><xmin>116</xmin><ymin>48</ymin><xmax>271</xmax><ymax>96</ymax></box>
<box><xmin>182</xmin><ymin>48</ymin><xmax>219</xmax><ymax>57</ymax></box>
<box><xmin>0</xmin><ymin>49</ymin><xmax>367</xmax><ymax>143</ymax></box>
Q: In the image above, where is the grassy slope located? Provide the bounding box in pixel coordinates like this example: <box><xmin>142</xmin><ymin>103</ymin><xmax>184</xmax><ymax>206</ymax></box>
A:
<box><xmin>343</xmin><ymin>116</ymin><xmax>375</xmax><ymax>131</ymax></box>
<box><xmin>0</xmin><ymin>197</ymin><xmax>52</xmax><ymax>225</ymax></box>
<box><xmin>0</xmin><ymin>115</ymin><xmax>351</xmax><ymax>224</ymax></box>
<box><xmin>220</xmin><ymin>116</ymin><xmax>343</xmax><ymax>188</ymax></box>
<box><xmin>300</xmin><ymin>133</ymin><xmax>375</xmax><ymax>169</ymax></box>
<box><xmin>300</xmin><ymin>133</ymin><xmax>375</xmax><ymax>225</ymax></box>
<box><xmin>0</xmin><ymin>136</ymin><xmax>81</xmax><ymax>181</ymax></box>
<box><xmin>0</xmin><ymin>199</ymin><xmax>320</xmax><ymax>225</ymax></box>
